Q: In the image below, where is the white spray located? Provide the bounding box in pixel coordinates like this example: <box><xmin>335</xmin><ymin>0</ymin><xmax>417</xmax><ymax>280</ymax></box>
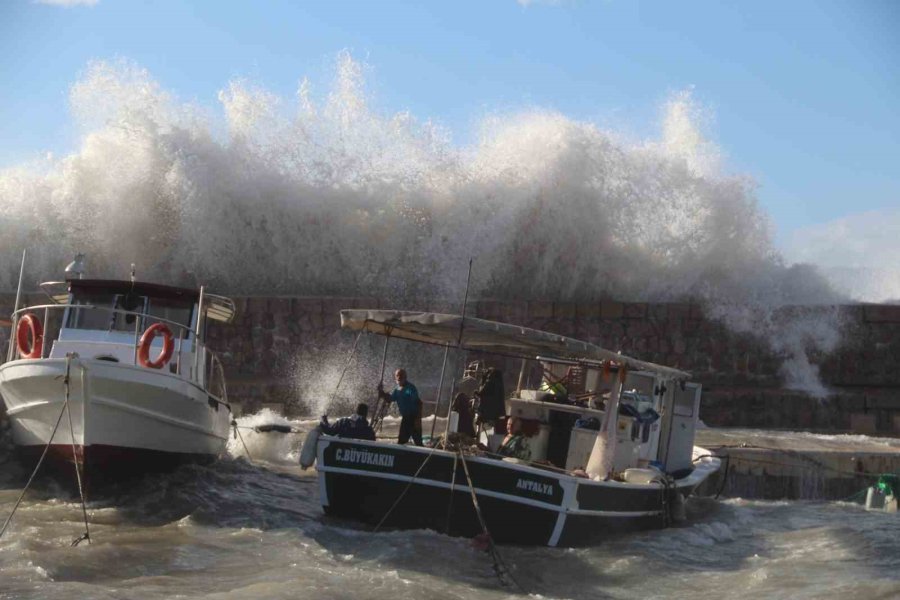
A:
<box><xmin>0</xmin><ymin>53</ymin><xmax>855</xmax><ymax>396</ymax></box>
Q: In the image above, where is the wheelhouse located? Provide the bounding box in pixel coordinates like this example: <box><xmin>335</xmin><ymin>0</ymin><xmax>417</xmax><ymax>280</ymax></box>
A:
<box><xmin>7</xmin><ymin>278</ymin><xmax>235</xmax><ymax>397</ymax></box>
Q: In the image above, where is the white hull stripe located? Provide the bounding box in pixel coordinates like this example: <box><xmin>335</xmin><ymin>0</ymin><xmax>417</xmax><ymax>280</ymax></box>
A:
<box><xmin>91</xmin><ymin>396</ymin><xmax>226</xmax><ymax>440</ymax></box>
<box><xmin>6</xmin><ymin>395</ymin><xmax>226</xmax><ymax>441</ymax></box>
<box><xmin>320</xmin><ymin>464</ymin><xmax>662</xmax><ymax>518</ymax></box>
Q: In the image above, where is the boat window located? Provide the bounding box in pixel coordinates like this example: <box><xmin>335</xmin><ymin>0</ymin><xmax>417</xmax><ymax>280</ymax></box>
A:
<box><xmin>66</xmin><ymin>291</ymin><xmax>149</xmax><ymax>331</ymax></box>
<box><xmin>146</xmin><ymin>297</ymin><xmax>193</xmax><ymax>338</ymax></box>
<box><xmin>110</xmin><ymin>294</ymin><xmax>147</xmax><ymax>331</ymax></box>
<box><xmin>66</xmin><ymin>291</ymin><xmax>116</xmax><ymax>330</ymax></box>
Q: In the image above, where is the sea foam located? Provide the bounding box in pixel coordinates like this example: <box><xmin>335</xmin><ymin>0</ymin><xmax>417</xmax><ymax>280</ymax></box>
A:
<box><xmin>0</xmin><ymin>53</ymin><xmax>855</xmax><ymax>395</ymax></box>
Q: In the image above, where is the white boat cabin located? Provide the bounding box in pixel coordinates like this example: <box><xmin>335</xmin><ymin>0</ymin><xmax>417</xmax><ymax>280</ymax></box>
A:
<box><xmin>11</xmin><ymin>278</ymin><xmax>235</xmax><ymax>392</ymax></box>
<box><xmin>480</xmin><ymin>359</ymin><xmax>701</xmax><ymax>477</ymax></box>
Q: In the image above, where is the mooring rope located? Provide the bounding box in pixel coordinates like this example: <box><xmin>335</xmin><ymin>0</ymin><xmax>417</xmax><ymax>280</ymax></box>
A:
<box><xmin>326</xmin><ymin>330</ymin><xmax>364</xmax><ymax>409</ymax></box>
<box><xmin>372</xmin><ymin>448</ymin><xmax>437</xmax><ymax>532</ymax></box>
<box><xmin>0</xmin><ymin>371</ymin><xmax>73</xmax><ymax>540</ymax></box>
<box><xmin>456</xmin><ymin>449</ymin><xmax>523</xmax><ymax>593</ymax></box>
<box><xmin>231</xmin><ymin>420</ymin><xmax>254</xmax><ymax>464</ymax></box>
<box><xmin>64</xmin><ymin>354</ymin><xmax>91</xmax><ymax>546</ymax></box>
<box><xmin>444</xmin><ymin>451</ymin><xmax>459</xmax><ymax>535</ymax></box>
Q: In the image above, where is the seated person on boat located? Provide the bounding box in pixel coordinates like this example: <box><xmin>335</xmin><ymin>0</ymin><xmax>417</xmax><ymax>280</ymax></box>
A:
<box><xmin>320</xmin><ymin>403</ymin><xmax>376</xmax><ymax>441</ymax></box>
<box><xmin>497</xmin><ymin>417</ymin><xmax>532</xmax><ymax>461</ymax></box>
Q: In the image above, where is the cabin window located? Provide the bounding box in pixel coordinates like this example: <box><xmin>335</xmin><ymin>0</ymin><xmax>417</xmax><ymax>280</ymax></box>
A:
<box><xmin>146</xmin><ymin>298</ymin><xmax>193</xmax><ymax>338</ymax></box>
<box><xmin>66</xmin><ymin>292</ymin><xmax>116</xmax><ymax>330</ymax></box>
<box><xmin>111</xmin><ymin>294</ymin><xmax>147</xmax><ymax>331</ymax></box>
<box><xmin>66</xmin><ymin>292</ymin><xmax>149</xmax><ymax>331</ymax></box>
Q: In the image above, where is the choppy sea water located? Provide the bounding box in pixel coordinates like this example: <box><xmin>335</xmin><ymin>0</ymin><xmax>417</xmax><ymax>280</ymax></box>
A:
<box><xmin>1</xmin><ymin>416</ymin><xmax>898</xmax><ymax>600</ymax></box>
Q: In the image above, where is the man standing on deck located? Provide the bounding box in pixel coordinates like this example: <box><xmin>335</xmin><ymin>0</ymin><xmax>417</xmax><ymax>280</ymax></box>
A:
<box><xmin>377</xmin><ymin>369</ymin><xmax>424</xmax><ymax>446</ymax></box>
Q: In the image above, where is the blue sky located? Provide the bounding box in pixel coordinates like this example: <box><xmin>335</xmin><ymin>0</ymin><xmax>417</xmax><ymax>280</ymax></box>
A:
<box><xmin>1</xmin><ymin>0</ymin><xmax>898</xmax><ymax>250</ymax></box>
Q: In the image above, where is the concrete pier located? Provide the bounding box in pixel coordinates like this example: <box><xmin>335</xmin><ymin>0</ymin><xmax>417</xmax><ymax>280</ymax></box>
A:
<box><xmin>696</xmin><ymin>428</ymin><xmax>900</xmax><ymax>501</ymax></box>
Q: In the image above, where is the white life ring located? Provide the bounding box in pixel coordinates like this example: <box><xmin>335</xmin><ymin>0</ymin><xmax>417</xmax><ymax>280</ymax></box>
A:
<box><xmin>299</xmin><ymin>427</ymin><xmax>321</xmax><ymax>470</ymax></box>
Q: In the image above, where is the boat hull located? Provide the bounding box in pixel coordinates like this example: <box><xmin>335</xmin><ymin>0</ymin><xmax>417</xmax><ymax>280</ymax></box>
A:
<box><xmin>316</xmin><ymin>437</ymin><xmax>719</xmax><ymax>547</ymax></box>
<box><xmin>0</xmin><ymin>357</ymin><xmax>230</xmax><ymax>479</ymax></box>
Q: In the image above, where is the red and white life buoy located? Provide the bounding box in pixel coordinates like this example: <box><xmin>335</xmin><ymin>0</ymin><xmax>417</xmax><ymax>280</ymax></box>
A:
<box><xmin>137</xmin><ymin>322</ymin><xmax>174</xmax><ymax>369</ymax></box>
<box><xmin>16</xmin><ymin>313</ymin><xmax>43</xmax><ymax>359</ymax></box>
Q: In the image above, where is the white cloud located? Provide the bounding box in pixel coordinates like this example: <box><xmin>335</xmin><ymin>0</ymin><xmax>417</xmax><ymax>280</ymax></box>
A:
<box><xmin>785</xmin><ymin>208</ymin><xmax>900</xmax><ymax>303</ymax></box>
<box><xmin>34</xmin><ymin>0</ymin><xmax>99</xmax><ymax>7</ymax></box>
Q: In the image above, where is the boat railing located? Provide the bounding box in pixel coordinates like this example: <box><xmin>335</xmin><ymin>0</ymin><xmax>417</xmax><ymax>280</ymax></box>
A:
<box><xmin>6</xmin><ymin>303</ymin><xmax>229</xmax><ymax>401</ymax></box>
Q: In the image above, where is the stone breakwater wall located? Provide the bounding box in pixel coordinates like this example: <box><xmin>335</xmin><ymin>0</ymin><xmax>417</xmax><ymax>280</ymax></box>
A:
<box><xmin>1</xmin><ymin>294</ymin><xmax>899</xmax><ymax>432</ymax></box>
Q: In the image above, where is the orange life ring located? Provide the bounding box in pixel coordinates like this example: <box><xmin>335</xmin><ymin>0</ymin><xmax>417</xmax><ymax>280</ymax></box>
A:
<box><xmin>16</xmin><ymin>313</ymin><xmax>43</xmax><ymax>359</ymax></box>
<box><xmin>137</xmin><ymin>323</ymin><xmax>174</xmax><ymax>369</ymax></box>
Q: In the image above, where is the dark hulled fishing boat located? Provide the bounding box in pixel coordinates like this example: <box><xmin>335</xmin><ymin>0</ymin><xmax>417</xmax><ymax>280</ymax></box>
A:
<box><xmin>309</xmin><ymin>309</ymin><xmax>720</xmax><ymax>547</ymax></box>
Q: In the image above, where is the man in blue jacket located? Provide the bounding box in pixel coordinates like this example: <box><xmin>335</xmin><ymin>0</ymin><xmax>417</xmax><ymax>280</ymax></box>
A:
<box><xmin>378</xmin><ymin>369</ymin><xmax>423</xmax><ymax>446</ymax></box>
<box><xmin>320</xmin><ymin>403</ymin><xmax>376</xmax><ymax>441</ymax></box>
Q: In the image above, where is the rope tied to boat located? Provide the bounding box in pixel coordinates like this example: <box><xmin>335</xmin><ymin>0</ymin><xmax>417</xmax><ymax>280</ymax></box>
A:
<box><xmin>231</xmin><ymin>420</ymin><xmax>254</xmax><ymax>464</ymax></box>
<box><xmin>64</xmin><ymin>353</ymin><xmax>91</xmax><ymax>545</ymax></box>
<box><xmin>455</xmin><ymin>449</ymin><xmax>523</xmax><ymax>593</ymax></box>
<box><xmin>0</xmin><ymin>353</ymin><xmax>92</xmax><ymax>545</ymax></box>
<box><xmin>372</xmin><ymin>447</ymin><xmax>437</xmax><ymax>532</ymax></box>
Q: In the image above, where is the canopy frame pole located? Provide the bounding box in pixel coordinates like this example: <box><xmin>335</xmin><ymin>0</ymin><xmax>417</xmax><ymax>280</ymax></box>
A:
<box><xmin>372</xmin><ymin>328</ymin><xmax>392</xmax><ymax>432</ymax></box>
<box><xmin>429</xmin><ymin>343</ymin><xmax>451</xmax><ymax>441</ymax></box>
<box><xmin>516</xmin><ymin>358</ymin><xmax>527</xmax><ymax>395</ymax></box>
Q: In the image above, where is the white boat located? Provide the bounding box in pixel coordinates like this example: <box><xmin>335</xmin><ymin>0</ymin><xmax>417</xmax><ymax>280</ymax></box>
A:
<box><xmin>311</xmin><ymin>309</ymin><xmax>720</xmax><ymax>547</ymax></box>
<box><xmin>0</xmin><ymin>257</ymin><xmax>235</xmax><ymax>479</ymax></box>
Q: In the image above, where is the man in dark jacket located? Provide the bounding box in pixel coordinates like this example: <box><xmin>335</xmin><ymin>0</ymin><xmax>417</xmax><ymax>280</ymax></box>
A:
<box><xmin>320</xmin><ymin>403</ymin><xmax>376</xmax><ymax>441</ymax></box>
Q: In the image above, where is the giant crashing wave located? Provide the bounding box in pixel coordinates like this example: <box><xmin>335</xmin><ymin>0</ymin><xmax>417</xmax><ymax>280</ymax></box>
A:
<box><xmin>0</xmin><ymin>53</ymin><xmax>849</xmax><ymax>396</ymax></box>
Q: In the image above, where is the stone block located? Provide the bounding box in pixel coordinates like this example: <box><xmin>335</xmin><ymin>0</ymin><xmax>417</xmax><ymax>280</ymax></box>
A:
<box><xmin>576</xmin><ymin>302</ymin><xmax>601</xmax><ymax>319</ymax></box>
<box><xmin>475</xmin><ymin>300</ymin><xmax>502</xmax><ymax>320</ymax></box>
<box><xmin>668</xmin><ymin>303</ymin><xmax>691</xmax><ymax>321</ymax></box>
<box><xmin>497</xmin><ymin>301</ymin><xmax>528</xmax><ymax>324</ymax></box>
<box><xmin>849</xmin><ymin>413</ymin><xmax>877</xmax><ymax>434</ymax></box>
<box><xmin>648</xmin><ymin>304</ymin><xmax>668</xmax><ymax>321</ymax></box>
<box><xmin>600</xmin><ymin>301</ymin><xmax>624</xmax><ymax>319</ymax></box>
<box><xmin>428</xmin><ymin>300</ymin><xmax>459</xmax><ymax>315</ymax></box>
<box><xmin>623</xmin><ymin>303</ymin><xmax>647</xmax><ymax>319</ymax></box>
<box><xmin>292</xmin><ymin>298</ymin><xmax>324</xmax><ymax>316</ymax></box>
<box><xmin>864</xmin><ymin>305</ymin><xmax>900</xmax><ymax>323</ymax></box>
<box><xmin>323</xmin><ymin>297</ymin><xmax>358</xmax><ymax>314</ymax></box>
<box><xmin>528</xmin><ymin>301</ymin><xmax>554</xmax><ymax>319</ymax></box>
<box><xmin>270</xmin><ymin>297</ymin><xmax>292</xmax><ymax>317</ymax></box>
<box><xmin>350</xmin><ymin>297</ymin><xmax>380</xmax><ymax>309</ymax></box>
<box><xmin>554</xmin><ymin>302</ymin><xmax>577</xmax><ymax>319</ymax></box>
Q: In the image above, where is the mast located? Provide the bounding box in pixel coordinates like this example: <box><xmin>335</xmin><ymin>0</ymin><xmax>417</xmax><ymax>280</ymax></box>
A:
<box><xmin>442</xmin><ymin>258</ymin><xmax>474</xmax><ymax>443</ymax></box>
